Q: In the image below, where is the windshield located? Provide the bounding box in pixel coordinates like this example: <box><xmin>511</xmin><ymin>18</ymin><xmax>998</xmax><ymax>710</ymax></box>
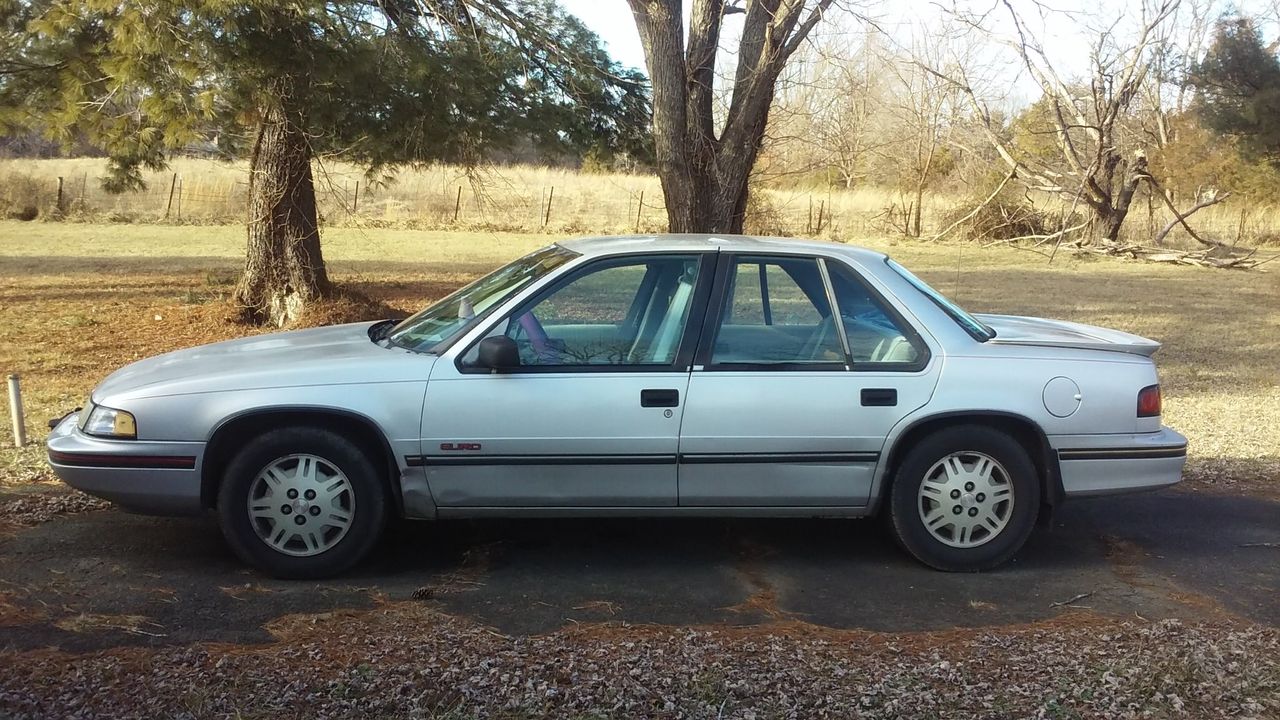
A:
<box><xmin>885</xmin><ymin>258</ymin><xmax>995</xmax><ymax>341</ymax></box>
<box><xmin>387</xmin><ymin>245</ymin><xmax>579</xmax><ymax>352</ymax></box>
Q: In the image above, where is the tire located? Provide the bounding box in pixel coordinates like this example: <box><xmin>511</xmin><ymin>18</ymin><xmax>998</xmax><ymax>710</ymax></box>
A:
<box><xmin>887</xmin><ymin>425</ymin><xmax>1040</xmax><ymax>571</ymax></box>
<box><xmin>217</xmin><ymin>426</ymin><xmax>388</xmax><ymax>579</ymax></box>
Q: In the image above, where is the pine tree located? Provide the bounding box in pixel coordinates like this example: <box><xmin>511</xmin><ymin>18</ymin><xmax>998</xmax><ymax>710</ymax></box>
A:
<box><xmin>0</xmin><ymin>1</ymin><xmax>649</xmax><ymax>324</ymax></box>
<box><xmin>1190</xmin><ymin>17</ymin><xmax>1280</xmax><ymax>167</ymax></box>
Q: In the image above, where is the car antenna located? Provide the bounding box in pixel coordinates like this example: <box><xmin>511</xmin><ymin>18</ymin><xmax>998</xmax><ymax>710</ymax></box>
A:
<box><xmin>952</xmin><ymin>242</ymin><xmax>963</xmax><ymax>303</ymax></box>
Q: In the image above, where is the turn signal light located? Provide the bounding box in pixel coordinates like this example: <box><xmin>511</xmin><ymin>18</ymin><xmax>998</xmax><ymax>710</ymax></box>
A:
<box><xmin>1137</xmin><ymin>384</ymin><xmax>1162</xmax><ymax>417</ymax></box>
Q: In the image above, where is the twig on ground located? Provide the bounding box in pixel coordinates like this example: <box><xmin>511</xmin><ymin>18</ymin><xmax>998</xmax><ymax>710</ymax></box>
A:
<box><xmin>1051</xmin><ymin>591</ymin><xmax>1095</xmax><ymax>608</ymax></box>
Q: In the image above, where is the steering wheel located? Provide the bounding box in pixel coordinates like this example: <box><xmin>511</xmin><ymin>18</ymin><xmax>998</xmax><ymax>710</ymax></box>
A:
<box><xmin>516</xmin><ymin>311</ymin><xmax>552</xmax><ymax>358</ymax></box>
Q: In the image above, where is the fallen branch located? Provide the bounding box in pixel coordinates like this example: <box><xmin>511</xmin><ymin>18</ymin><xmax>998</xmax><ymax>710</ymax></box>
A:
<box><xmin>985</xmin><ymin>219</ymin><xmax>1091</xmax><ymax>247</ymax></box>
<box><xmin>1238</xmin><ymin>542</ymin><xmax>1280</xmax><ymax>549</ymax></box>
<box><xmin>1078</xmin><ymin>243</ymin><xmax>1266</xmax><ymax>268</ymax></box>
<box><xmin>1145</xmin><ymin>176</ymin><xmax>1231</xmax><ymax>249</ymax></box>
<box><xmin>1153</xmin><ymin>190</ymin><xmax>1232</xmax><ymax>246</ymax></box>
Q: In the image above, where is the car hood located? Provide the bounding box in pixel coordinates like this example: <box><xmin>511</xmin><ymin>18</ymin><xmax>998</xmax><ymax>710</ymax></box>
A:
<box><xmin>93</xmin><ymin>321</ymin><xmax>434</xmax><ymax>402</ymax></box>
<box><xmin>976</xmin><ymin>314</ymin><xmax>1161</xmax><ymax>357</ymax></box>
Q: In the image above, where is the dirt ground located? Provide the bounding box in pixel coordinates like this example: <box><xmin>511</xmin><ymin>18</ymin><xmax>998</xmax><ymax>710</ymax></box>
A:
<box><xmin>1</xmin><ymin>222</ymin><xmax>1278</xmax><ymax>718</ymax></box>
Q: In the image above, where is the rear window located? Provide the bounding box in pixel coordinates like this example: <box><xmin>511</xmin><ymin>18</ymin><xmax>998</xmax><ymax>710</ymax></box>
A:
<box><xmin>885</xmin><ymin>258</ymin><xmax>995</xmax><ymax>341</ymax></box>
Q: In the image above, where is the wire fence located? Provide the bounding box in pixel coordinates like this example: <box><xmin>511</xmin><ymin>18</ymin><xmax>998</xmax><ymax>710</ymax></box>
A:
<box><xmin>5</xmin><ymin>164</ymin><xmax>954</xmax><ymax>240</ymax></box>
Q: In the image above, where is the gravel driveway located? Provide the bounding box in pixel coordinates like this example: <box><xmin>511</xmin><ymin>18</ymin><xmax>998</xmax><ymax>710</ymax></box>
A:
<box><xmin>1</xmin><ymin>487</ymin><xmax>1278</xmax><ymax>718</ymax></box>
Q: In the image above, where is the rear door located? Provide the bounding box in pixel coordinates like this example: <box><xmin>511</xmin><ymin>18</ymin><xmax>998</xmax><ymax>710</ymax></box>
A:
<box><xmin>677</xmin><ymin>253</ymin><xmax>940</xmax><ymax>507</ymax></box>
<box><xmin>422</xmin><ymin>252</ymin><xmax>714</xmax><ymax>508</ymax></box>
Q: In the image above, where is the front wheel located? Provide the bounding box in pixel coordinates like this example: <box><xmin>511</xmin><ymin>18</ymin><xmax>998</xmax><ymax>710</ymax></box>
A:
<box><xmin>887</xmin><ymin>425</ymin><xmax>1040</xmax><ymax>571</ymax></box>
<box><xmin>217</xmin><ymin>427</ymin><xmax>388</xmax><ymax>579</ymax></box>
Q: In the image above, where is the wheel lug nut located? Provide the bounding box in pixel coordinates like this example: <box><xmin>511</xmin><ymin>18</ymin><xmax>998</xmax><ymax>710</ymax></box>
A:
<box><xmin>309</xmin><ymin>506</ymin><xmax>321</xmax><ymax>516</ymax></box>
<box><xmin>281</xmin><ymin>504</ymin><xmax>292</xmax><ymax>514</ymax></box>
<box><xmin>294</xmin><ymin>515</ymin><xmax>306</xmax><ymax>525</ymax></box>
<box><xmin>950</xmin><ymin>489</ymin><xmax>961</xmax><ymax>499</ymax></box>
<box><xmin>976</xmin><ymin>493</ymin><xmax>986</xmax><ymax>502</ymax></box>
<box><xmin>952</xmin><ymin>505</ymin><xmax>962</xmax><ymax>514</ymax></box>
<box><xmin>964</xmin><ymin>482</ymin><xmax>975</xmax><ymax>492</ymax></box>
<box><xmin>968</xmin><ymin>507</ymin><xmax>979</xmax><ymax>517</ymax></box>
<box><xmin>287</xmin><ymin>489</ymin><xmax>298</xmax><ymax>499</ymax></box>
<box><xmin>304</xmin><ymin>489</ymin><xmax>316</xmax><ymax>500</ymax></box>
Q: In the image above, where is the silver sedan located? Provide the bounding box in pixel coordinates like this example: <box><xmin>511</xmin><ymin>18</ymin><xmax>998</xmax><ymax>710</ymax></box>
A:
<box><xmin>48</xmin><ymin>235</ymin><xmax>1187</xmax><ymax>577</ymax></box>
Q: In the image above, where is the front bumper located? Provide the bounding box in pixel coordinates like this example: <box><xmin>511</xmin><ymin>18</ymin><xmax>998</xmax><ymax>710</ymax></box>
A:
<box><xmin>46</xmin><ymin>413</ymin><xmax>206</xmax><ymax>516</ymax></box>
<box><xmin>1051</xmin><ymin>426</ymin><xmax>1187</xmax><ymax>498</ymax></box>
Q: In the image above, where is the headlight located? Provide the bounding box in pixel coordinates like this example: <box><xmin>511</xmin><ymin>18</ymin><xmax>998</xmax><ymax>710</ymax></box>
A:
<box><xmin>81</xmin><ymin>404</ymin><xmax>137</xmax><ymax>439</ymax></box>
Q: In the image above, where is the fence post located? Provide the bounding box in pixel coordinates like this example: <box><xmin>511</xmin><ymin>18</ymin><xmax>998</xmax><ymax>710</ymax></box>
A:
<box><xmin>176</xmin><ymin>176</ymin><xmax>182</xmax><ymax>221</ymax></box>
<box><xmin>816</xmin><ymin>200</ymin><xmax>825</xmax><ymax>234</ymax></box>
<box><xmin>543</xmin><ymin>186</ymin><xmax>555</xmax><ymax>227</ymax></box>
<box><xmin>635</xmin><ymin>190</ymin><xmax>644</xmax><ymax>233</ymax></box>
<box><xmin>353</xmin><ymin>180</ymin><xmax>360</xmax><ymax>213</ymax></box>
<box><xmin>165</xmin><ymin>173</ymin><xmax>178</xmax><ymax>219</ymax></box>
<box><xmin>453</xmin><ymin>186</ymin><xmax>462</xmax><ymax>223</ymax></box>
<box><xmin>807</xmin><ymin>194</ymin><xmax>813</xmax><ymax>234</ymax></box>
<box><xmin>56</xmin><ymin>177</ymin><xmax>65</xmax><ymax>214</ymax></box>
<box><xmin>7</xmin><ymin>374</ymin><xmax>25</xmax><ymax>448</ymax></box>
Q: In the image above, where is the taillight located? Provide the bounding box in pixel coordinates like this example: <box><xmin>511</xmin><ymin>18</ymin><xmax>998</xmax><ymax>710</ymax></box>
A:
<box><xmin>1137</xmin><ymin>384</ymin><xmax>1162</xmax><ymax>417</ymax></box>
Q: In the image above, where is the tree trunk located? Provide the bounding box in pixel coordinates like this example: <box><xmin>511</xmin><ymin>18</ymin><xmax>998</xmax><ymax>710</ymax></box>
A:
<box><xmin>1098</xmin><ymin>154</ymin><xmax>1148</xmax><ymax>243</ymax></box>
<box><xmin>628</xmin><ymin>0</ymin><xmax>830</xmax><ymax>237</ymax></box>
<box><xmin>234</xmin><ymin>80</ymin><xmax>329</xmax><ymax>326</ymax></box>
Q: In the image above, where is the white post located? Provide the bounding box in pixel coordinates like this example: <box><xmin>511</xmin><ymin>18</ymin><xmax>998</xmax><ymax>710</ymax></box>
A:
<box><xmin>7</xmin><ymin>374</ymin><xmax>26</xmax><ymax>447</ymax></box>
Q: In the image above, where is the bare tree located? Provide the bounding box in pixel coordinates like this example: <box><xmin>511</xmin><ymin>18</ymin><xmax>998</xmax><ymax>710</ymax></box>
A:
<box><xmin>930</xmin><ymin>0</ymin><xmax>1180</xmax><ymax>243</ymax></box>
<box><xmin>626</xmin><ymin>0</ymin><xmax>841</xmax><ymax>233</ymax></box>
<box><xmin>881</xmin><ymin>28</ymin><xmax>965</xmax><ymax>237</ymax></box>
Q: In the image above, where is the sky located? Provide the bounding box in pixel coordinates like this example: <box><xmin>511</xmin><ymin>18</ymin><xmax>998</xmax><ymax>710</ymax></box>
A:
<box><xmin>560</xmin><ymin>0</ymin><xmax>1279</xmax><ymax>108</ymax></box>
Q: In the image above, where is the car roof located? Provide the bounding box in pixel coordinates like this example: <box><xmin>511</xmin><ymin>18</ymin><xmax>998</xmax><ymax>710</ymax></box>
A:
<box><xmin>557</xmin><ymin>234</ymin><xmax>889</xmax><ymax>264</ymax></box>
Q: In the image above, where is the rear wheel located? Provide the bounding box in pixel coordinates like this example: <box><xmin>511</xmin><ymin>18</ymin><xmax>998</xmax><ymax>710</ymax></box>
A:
<box><xmin>217</xmin><ymin>427</ymin><xmax>387</xmax><ymax>578</ymax></box>
<box><xmin>888</xmin><ymin>425</ymin><xmax>1039</xmax><ymax>571</ymax></box>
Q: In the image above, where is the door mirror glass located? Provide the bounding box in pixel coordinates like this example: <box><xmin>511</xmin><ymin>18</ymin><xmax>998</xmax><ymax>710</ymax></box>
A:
<box><xmin>477</xmin><ymin>336</ymin><xmax>521</xmax><ymax>371</ymax></box>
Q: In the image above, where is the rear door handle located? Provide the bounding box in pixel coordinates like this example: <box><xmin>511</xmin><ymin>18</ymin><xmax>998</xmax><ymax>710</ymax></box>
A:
<box><xmin>861</xmin><ymin>388</ymin><xmax>897</xmax><ymax>407</ymax></box>
<box><xmin>641</xmin><ymin>389</ymin><xmax>680</xmax><ymax>407</ymax></box>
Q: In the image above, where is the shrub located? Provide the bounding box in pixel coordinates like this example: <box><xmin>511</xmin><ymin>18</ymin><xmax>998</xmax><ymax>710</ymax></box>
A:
<box><xmin>743</xmin><ymin>189</ymin><xmax>790</xmax><ymax>236</ymax></box>
<box><xmin>0</xmin><ymin>172</ymin><xmax>43</xmax><ymax>221</ymax></box>
<box><xmin>939</xmin><ymin>182</ymin><xmax>1084</xmax><ymax>242</ymax></box>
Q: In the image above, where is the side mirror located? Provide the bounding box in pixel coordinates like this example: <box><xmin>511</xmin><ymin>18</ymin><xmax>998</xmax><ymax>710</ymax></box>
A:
<box><xmin>477</xmin><ymin>336</ymin><xmax>520</xmax><ymax>371</ymax></box>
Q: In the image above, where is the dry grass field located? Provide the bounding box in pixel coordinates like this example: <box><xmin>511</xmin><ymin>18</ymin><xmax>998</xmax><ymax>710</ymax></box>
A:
<box><xmin>0</xmin><ymin>220</ymin><xmax>1277</xmax><ymax>499</ymax></box>
<box><xmin>5</xmin><ymin>157</ymin><xmax>1280</xmax><ymax>247</ymax></box>
<box><xmin>0</xmin><ymin>158</ymin><xmax>959</xmax><ymax>239</ymax></box>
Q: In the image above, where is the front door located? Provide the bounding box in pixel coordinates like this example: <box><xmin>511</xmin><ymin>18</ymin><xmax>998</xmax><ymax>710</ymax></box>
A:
<box><xmin>678</xmin><ymin>253</ymin><xmax>940</xmax><ymax>507</ymax></box>
<box><xmin>422</xmin><ymin>252</ymin><xmax>711</xmax><ymax>507</ymax></box>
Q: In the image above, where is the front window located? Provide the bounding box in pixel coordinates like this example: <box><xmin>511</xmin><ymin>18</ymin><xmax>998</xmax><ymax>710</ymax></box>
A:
<box><xmin>387</xmin><ymin>245</ymin><xmax>578</xmax><ymax>352</ymax></box>
<box><xmin>481</xmin><ymin>254</ymin><xmax>702</xmax><ymax>367</ymax></box>
<box><xmin>885</xmin><ymin>258</ymin><xmax>995</xmax><ymax>341</ymax></box>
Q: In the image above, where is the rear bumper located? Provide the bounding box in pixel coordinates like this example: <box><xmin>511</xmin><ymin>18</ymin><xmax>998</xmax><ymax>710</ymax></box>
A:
<box><xmin>46</xmin><ymin>413</ymin><xmax>205</xmax><ymax>516</ymax></box>
<box><xmin>1051</xmin><ymin>427</ymin><xmax>1187</xmax><ymax>497</ymax></box>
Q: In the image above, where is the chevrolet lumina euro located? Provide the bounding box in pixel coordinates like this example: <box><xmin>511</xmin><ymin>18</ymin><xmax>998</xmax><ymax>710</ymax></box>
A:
<box><xmin>48</xmin><ymin>235</ymin><xmax>1187</xmax><ymax>577</ymax></box>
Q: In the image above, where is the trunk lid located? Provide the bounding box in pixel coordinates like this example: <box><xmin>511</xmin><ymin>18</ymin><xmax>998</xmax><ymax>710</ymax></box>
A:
<box><xmin>976</xmin><ymin>314</ymin><xmax>1161</xmax><ymax>357</ymax></box>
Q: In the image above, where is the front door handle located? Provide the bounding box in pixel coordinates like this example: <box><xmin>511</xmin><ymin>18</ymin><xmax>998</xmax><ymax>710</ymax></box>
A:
<box><xmin>641</xmin><ymin>389</ymin><xmax>680</xmax><ymax>407</ymax></box>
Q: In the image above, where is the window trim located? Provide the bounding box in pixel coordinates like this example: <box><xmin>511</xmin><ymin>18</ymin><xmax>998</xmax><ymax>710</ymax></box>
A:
<box><xmin>693</xmin><ymin>253</ymin><xmax>932</xmax><ymax>374</ymax></box>
<box><xmin>454</xmin><ymin>251</ymin><xmax>717</xmax><ymax>375</ymax></box>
